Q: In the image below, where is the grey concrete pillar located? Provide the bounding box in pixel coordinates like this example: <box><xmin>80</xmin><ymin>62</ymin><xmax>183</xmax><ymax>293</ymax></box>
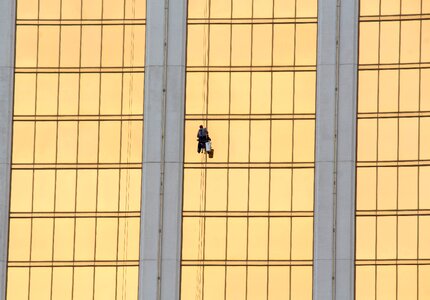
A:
<box><xmin>313</xmin><ymin>0</ymin><xmax>359</xmax><ymax>299</ymax></box>
<box><xmin>0</xmin><ymin>0</ymin><xmax>16</xmax><ymax>298</ymax></box>
<box><xmin>138</xmin><ymin>0</ymin><xmax>187</xmax><ymax>299</ymax></box>
<box><xmin>334</xmin><ymin>0</ymin><xmax>359</xmax><ymax>297</ymax></box>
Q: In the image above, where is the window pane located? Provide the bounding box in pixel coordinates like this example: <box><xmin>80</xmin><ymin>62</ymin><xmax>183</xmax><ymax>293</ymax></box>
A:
<box><xmin>38</xmin><ymin>26</ymin><xmax>60</xmax><ymax>67</ymax></box>
<box><xmin>95</xmin><ymin>218</ymin><xmax>118</xmax><ymax>260</ymax></box>
<box><xmin>10</xmin><ymin>170</ymin><xmax>33</xmax><ymax>212</ymax></box>
<box><xmin>94</xmin><ymin>267</ymin><xmax>116</xmax><ymax>300</ymax></box>
<box><xmin>6</xmin><ymin>268</ymin><xmax>29</xmax><ymax>300</ymax></box>
<box><xmin>52</xmin><ymin>268</ymin><xmax>73</xmax><ymax>300</ymax></box>
<box><xmin>31</xmin><ymin>218</ymin><xmax>54</xmax><ymax>261</ymax></box>
<box><xmin>15</xmin><ymin>26</ymin><xmax>38</xmax><ymax>68</ymax></box>
<box><xmin>53</xmin><ymin>218</ymin><xmax>75</xmax><ymax>260</ymax></box>
<box><xmin>52</xmin><ymin>178</ymin><xmax>74</xmax><ymax>215</ymax></box>
<box><xmin>60</xmin><ymin>26</ymin><xmax>81</xmax><ymax>67</ymax></box>
<box><xmin>8</xmin><ymin>219</ymin><xmax>31</xmax><ymax>261</ymax></box>
<box><xmin>182</xmin><ymin>0</ymin><xmax>316</xmax><ymax>296</ymax></box>
<box><xmin>209</xmin><ymin>25</ymin><xmax>230</xmax><ymax>66</ymax></box>
<box><xmin>9</xmin><ymin>0</ymin><xmax>145</xmax><ymax>298</ymax></box>
<box><xmin>73</xmin><ymin>267</ymin><xmax>94</xmax><ymax>299</ymax></box>
<box><xmin>29</xmin><ymin>268</ymin><xmax>52</xmax><ymax>299</ymax></box>
<box><xmin>12</xmin><ymin>121</ymin><xmax>34</xmax><ymax>163</ymax></box>
<box><xmin>14</xmin><ymin>74</ymin><xmax>36</xmax><ymax>115</ymax></box>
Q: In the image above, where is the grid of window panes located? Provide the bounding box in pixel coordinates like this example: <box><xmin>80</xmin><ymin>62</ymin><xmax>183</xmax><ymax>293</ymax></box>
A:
<box><xmin>6</xmin><ymin>0</ymin><xmax>145</xmax><ymax>299</ymax></box>
<box><xmin>181</xmin><ymin>0</ymin><xmax>317</xmax><ymax>299</ymax></box>
<box><xmin>355</xmin><ymin>0</ymin><xmax>430</xmax><ymax>299</ymax></box>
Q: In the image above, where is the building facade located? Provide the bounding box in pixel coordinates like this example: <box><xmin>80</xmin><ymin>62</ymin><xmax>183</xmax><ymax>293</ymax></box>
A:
<box><xmin>0</xmin><ymin>0</ymin><xmax>429</xmax><ymax>299</ymax></box>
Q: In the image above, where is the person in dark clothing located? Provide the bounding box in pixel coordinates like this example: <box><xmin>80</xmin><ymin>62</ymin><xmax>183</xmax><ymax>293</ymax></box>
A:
<box><xmin>197</xmin><ymin>125</ymin><xmax>209</xmax><ymax>153</ymax></box>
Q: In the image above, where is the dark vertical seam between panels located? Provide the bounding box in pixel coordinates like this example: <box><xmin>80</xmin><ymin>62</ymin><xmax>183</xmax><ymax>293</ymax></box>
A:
<box><xmin>374</xmin><ymin>0</ymin><xmax>382</xmax><ymax>297</ymax></box>
<box><xmin>71</xmin><ymin>0</ymin><xmax>84</xmax><ymax>296</ymax></box>
<box><xmin>115</xmin><ymin>2</ymin><xmax>128</xmax><ymax>298</ymax></box>
<box><xmin>5</xmin><ymin>0</ymin><xmax>19</xmax><ymax>297</ymax></box>
<box><xmin>50</xmin><ymin>0</ymin><xmax>64</xmax><ymax>297</ymax></box>
<box><xmin>71</xmin><ymin>1</ymin><xmax>84</xmax><ymax>296</ymax></box>
<box><xmin>354</xmin><ymin>1</ymin><xmax>361</xmax><ymax>297</ymax></box>
<box><xmin>28</xmin><ymin>0</ymin><xmax>42</xmax><ymax>297</ymax></box>
<box><xmin>417</xmin><ymin>0</ymin><xmax>423</xmax><ymax>296</ymax></box>
<box><xmin>224</xmin><ymin>0</ymin><xmax>234</xmax><ymax>298</ymax></box>
<box><xmin>92</xmin><ymin>0</ymin><xmax>105</xmax><ymax>297</ymax></box>
<box><xmin>179</xmin><ymin>1</ymin><xmax>189</xmax><ymax>297</ymax></box>
<box><xmin>311</xmin><ymin>2</ymin><xmax>318</xmax><ymax>292</ymax></box>
<box><xmin>51</xmin><ymin>0</ymin><xmax>63</xmax><ymax>299</ymax></box>
<box><xmin>132</xmin><ymin>0</ymin><xmax>144</xmax><ymax>294</ymax></box>
<box><xmin>246</xmin><ymin>0</ymin><xmax>255</xmax><ymax>298</ymax></box>
<box><xmin>289</xmin><ymin>1</ymin><xmax>298</xmax><ymax>298</ymax></box>
<box><xmin>267</xmin><ymin>0</ymin><xmax>275</xmax><ymax>298</ymax></box>
<box><xmin>396</xmin><ymin>2</ymin><xmax>403</xmax><ymax>298</ymax></box>
<box><xmin>312</xmin><ymin>1</ymin><xmax>317</xmax><ymax>277</ymax></box>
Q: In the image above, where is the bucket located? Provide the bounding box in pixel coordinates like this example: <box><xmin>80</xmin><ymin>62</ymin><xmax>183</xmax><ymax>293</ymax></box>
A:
<box><xmin>205</xmin><ymin>141</ymin><xmax>212</xmax><ymax>152</ymax></box>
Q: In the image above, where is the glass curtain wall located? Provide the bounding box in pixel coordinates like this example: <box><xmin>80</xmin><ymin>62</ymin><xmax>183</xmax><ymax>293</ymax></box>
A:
<box><xmin>356</xmin><ymin>0</ymin><xmax>430</xmax><ymax>299</ymax></box>
<box><xmin>6</xmin><ymin>0</ymin><xmax>145</xmax><ymax>299</ymax></box>
<box><xmin>181</xmin><ymin>0</ymin><xmax>317</xmax><ymax>299</ymax></box>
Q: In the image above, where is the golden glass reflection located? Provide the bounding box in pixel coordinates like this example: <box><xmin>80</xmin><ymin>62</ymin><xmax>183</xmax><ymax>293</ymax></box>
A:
<box><xmin>72</xmin><ymin>267</ymin><xmax>94</xmax><ymax>299</ymax></box>
<box><xmin>8</xmin><ymin>0</ymin><xmax>145</xmax><ymax>298</ymax></box>
<box><xmin>400</xmin><ymin>21</ymin><xmax>420</xmax><ymax>63</ymax></box>
<box><xmin>356</xmin><ymin>3</ymin><xmax>429</xmax><ymax>295</ymax></box>
<box><xmin>8</xmin><ymin>219</ymin><xmax>31</xmax><ymax>261</ymax></box>
<box><xmin>232</xmin><ymin>25</ymin><xmax>251</xmax><ymax>66</ymax></box>
<box><xmin>13</xmin><ymin>74</ymin><xmax>36</xmax><ymax>115</ymax></box>
<box><xmin>58</xmin><ymin>74</ymin><xmax>79</xmax><ymax>115</ymax></box>
<box><xmin>53</xmin><ymin>218</ymin><xmax>75</xmax><ymax>260</ymax></box>
<box><xmin>247</xmin><ymin>267</ymin><xmax>268</xmax><ymax>300</ymax></box>
<box><xmin>38</xmin><ymin>26</ymin><xmax>60</xmax><ymax>67</ymax></box>
<box><xmin>17</xmin><ymin>0</ymin><xmax>38</xmax><ymax>19</ymax></box>
<box><xmin>60</xmin><ymin>26</ymin><xmax>80</xmax><ymax>67</ymax></box>
<box><xmin>182</xmin><ymin>0</ymin><xmax>316</xmax><ymax>298</ymax></box>
<box><xmin>94</xmin><ymin>267</ymin><xmax>116</xmax><ymax>300</ymax></box>
<box><xmin>356</xmin><ymin>266</ymin><xmax>376</xmax><ymax>300</ymax></box>
<box><xmin>51</xmin><ymin>268</ymin><xmax>73</xmax><ymax>299</ymax></box>
<box><xmin>61</xmin><ymin>0</ymin><xmax>81</xmax><ymax>19</ymax></box>
<box><xmin>7</xmin><ymin>268</ymin><xmax>29</xmax><ymax>299</ymax></box>
<box><xmin>232</xmin><ymin>0</ymin><xmax>252</xmax><ymax>18</ymax></box>
<box><xmin>227</xmin><ymin>218</ymin><xmax>247</xmax><ymax>259</ymax></box>
<box><xmin>57</xmin><ymin>122</ymin><xmax>78</xmax><ymax>163</ymax></box>
<box><xmin>15</xmin><ymin>26</ymin><xmax>37</xmax><ymax>68</ymax></box>
<box><xmin>74</xmin><ymin>218</ymin><xmax>96</xmax><ymax>261</ymax></box>
<box><xmin>225</xmin><ymin>267</ymin><xmax>246</xmax><ymax>299</ymax></box>
<box><xmin>29</xmin><ymin>268</ymin><xmax>52</xmax><ymax>299</ymax></box>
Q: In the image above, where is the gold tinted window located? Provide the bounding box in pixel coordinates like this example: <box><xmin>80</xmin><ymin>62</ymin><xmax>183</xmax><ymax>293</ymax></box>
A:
<box><xmin>7</xmin><ymin>0</ymin><xmax>146</xmax><ymax>298</ymax></box>
<box><xmin>181</xmin><ymin>0</ymin><xmax>317</xmax><ymax>298</ymax></box>
<box><xmin>356</xmin><ymin>1</ymin><xmax>430</xmax><ymax>298</ymax></box>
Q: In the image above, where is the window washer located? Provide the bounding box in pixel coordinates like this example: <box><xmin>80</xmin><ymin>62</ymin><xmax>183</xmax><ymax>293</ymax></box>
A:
<box><xmin>197</xmin><ymin>125</ymin><xmax>209</xmax><ymax>153</ymax></box>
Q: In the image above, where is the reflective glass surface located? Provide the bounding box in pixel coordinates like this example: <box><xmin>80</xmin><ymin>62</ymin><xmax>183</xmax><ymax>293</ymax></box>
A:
<box><xmin>356</xmin><ymin>0</ymin><xmax>430</xmax><ymax>298</ymax></box>
<box><xmin>181</xmin><ymin>0</ymin><xmax>317</xmax><ymax>299</ymax></box>
<box><xmin>7</xmin><ymin>0</ymin><xmax>145</xmax><ymax>298</ymax></box>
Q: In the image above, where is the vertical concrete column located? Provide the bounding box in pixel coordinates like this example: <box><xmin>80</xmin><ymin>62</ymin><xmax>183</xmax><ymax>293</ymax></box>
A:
<box><xmin>335</xmin><ymin>0</ymin><xmax>359</xmax><ymax>298</ymax></box>
<box><xmin>313</xmin><ymin>0</ymin><xmax>337</xmax><ymax>297</ymax></box>
<box><xmin>138</xmin><ymin>0</ymin><xmax>187</xmax><ymax>299</ymax></box>
<box><xmin>0</xmin><ymin>0</ymin><xmax>15</xmax><ymax>298</ymax></box>
<box><xmin>313</xmin><ymin>0</ymin><xmax>358</xmax><ymax>299</ymax></box>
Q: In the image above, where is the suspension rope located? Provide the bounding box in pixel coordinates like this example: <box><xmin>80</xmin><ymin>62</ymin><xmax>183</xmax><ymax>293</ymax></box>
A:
<box><xmin>120</xmin><ymin>0</ymin><xmax>137</xmax><ymax>298</ymax></box>
<box><xmin>196</xmin><ymin>0</ymin><xmax>210</xmax><ymax>298</ymax></box>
